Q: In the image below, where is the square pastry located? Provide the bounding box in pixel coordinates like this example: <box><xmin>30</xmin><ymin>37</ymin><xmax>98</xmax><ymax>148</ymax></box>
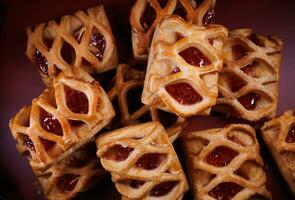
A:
<box><xmin>130</xmin><ymin>0</ymin><xmax>216</xmax><ymax>59</ymax></box>
<box><xmin>106</xmin><ymin>63</ymin><xmax>187</xmax><ymax>142</ymax></box>
<box><xmin>9</xmin><ymin>72</ymin><xmax>115</xmax><ymax>173</ymax></box>
<box><xmin>38</xmin><ymin>142</ymin><xmax>107</xmax><ymax>200</ymax></box>
<box><xmin>141</xmin><ymin>16</ymin><xmax>228</xmax><ymax>117</ymax></box>
<box><xmin>261</xmin><ymin>110</ymin><xmax>295</xmax><ymax>195</ymax></box>
<box><xmin>215</xmin><ymin>28</ymin><xmax>283</xmax><ymax>121</ymax></box>
<box><xmin>182</xmin><ymin>124</ymin><xmax>270</xmax><ymax>200</ymax></box>
<box><xmin>26</xmin><ymin>5</ymin><xmax>118</xmax><ymax>86</ymax></box>
<box><xmin>96</xmin><ymin>122</ymin><xmax>189</xmax><ymax>199</ymax></box>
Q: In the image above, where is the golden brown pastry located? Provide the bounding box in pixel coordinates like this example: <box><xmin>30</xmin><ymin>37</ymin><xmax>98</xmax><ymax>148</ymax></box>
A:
<box><xmin>261</xmin><ymin>110</ymin><xmax>295</xmax><ymax>195</ymax></box>
<box><xmin>215</xmin><ymin>28</ymin><xmax>282</xmax><ymax>121</ymax></box>
<box><xmin>182</xmin><ymin>124</ymin><xmax>270</xmax><ymax>200</ymax></box>
<box><xmin>107</xmin><ymin>63</ymin><xmax>187</xmax><ymax>141</ymax></box>
<box><xmin>96</xmin><ymin>122</ymin><xmax>189</xmax><ymax>200</ymax></box>
<box><xmin>130</xmin><ymin>0</ymin><xmax>216</xmax><ymax>59</ymax></box>
<box><xmin>26</xmin><ymin>5</ymin><xmax>118</xmax><ymax>86</ymax></box>
<box><xmin>38</xmin><ymin>142</ymin><xmax>107</xmax><ymax>200</ymax></box>
<box><xmin>9</xmin><ymin>72</ymin><xmax>115</xmax><ymax>173</ymax></box>
<box><xmin>141</xmin><ymin>16</ymin><xmax>228</xmax><ymax>117</ymax></box>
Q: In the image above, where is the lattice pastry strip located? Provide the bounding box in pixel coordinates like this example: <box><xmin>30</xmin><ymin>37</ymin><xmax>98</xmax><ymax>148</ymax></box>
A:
<box><xmin>182</xmin><ymin>124</ymin><xmax>270</xmax><ymax>200</ymax></box>
<box><xmin>96</xmin><ymin>122</ymin><xmax>189</xmax><ymax>199</ymax></box>
<box><xmin>142</xmin><ymin>16</ymin><xmax>228</xmax><ymax>117</ymax></box>
<box><xmin>106</xmin><ymin>63</ymin><xmax>187</xmax><ymax>142</ymax></box>
<box><xmin>130</xmin><ymin>0</ymin><xmax>216</xmax><ymax>59</ymax></box>
<box><xmin>215</xmin><ymin>28</ymin><xmax>283</xmax><ymax>121</ymax></box>
<box><xmin>261</xmin><ymin>110</ymin><xmax>295</xmax><ymax>195</ymax></box>
<box><xmin>9</xmin><ymin>72</ymin><xmax>115</xmax><ymax>173</ymax></box>
<box><xmin>38</xmin><ymin>142</ymin><xmax>107</xmax><ymax>200</ymax></box>
<box><xmin>27</xmin><ymin>5</ymin><xmax>118</xmax><ymax>86</ymax></box>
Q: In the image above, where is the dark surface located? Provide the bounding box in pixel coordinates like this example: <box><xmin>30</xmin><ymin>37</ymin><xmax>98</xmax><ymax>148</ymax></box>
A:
<box><xmin>0</xmin><ymin>0</ymin><xmax>295</xmax><ymax>199</ymax></box>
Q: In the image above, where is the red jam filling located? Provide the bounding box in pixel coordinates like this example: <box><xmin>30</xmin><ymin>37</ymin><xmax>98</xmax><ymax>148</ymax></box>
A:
<box><xmin>173</xmin><ymin>2</ymin><xmax>187</xmax><ymax>19</ymax></box>
<box><xmin>22</xmin><ymin>135</ymin><xmax>35</xmax><ymax>152</ymax></box>
<box><xmin>208</xmin><ymin>182</ymin><xmax>243</xmax><ymax>200</ymax></box>
<box><xmin>166</xmin><ymin>82</ymin><xmax>202</xmax><ymax>105</ymax></box>
<box><xmin>149</xmin><ymin>181</ymin><xmax>178</xmax><ymax>196</ymax></box>
<box><xmin>89</xmin><ymin>31</ymin><xmax>106</xmax><ymax>61</ymax></box>
<box><xmin>232</xmin><ymin>45</ymin><xmax>249</xmax><ymax>60</ymax></box>
<box><xmin>242</xmin><ymin>61</ymin><xmax>258</xmax><ymax>77</ymax></box>
<box><xmin>172</xmin><ymin>67</ymin><xmax>181</xmax><ymax>73</ymax></box>
<box><xmin>286</xmin><ymin>124</ymin><xmax>295</xmax><ymax>143</ymax></box>
<box><xmin>34</xmin><ymin>50</ymin><xmax>48</xmax><ymax>75</ymax></box>
<box><xmin>57</xmin><ymin>174</ymin><xmax>79</xmax><ymax>192</ymax></box>
<box><xmin>61</xmin><ymin>41</ymin><xmax>75</xmax><ymax>64</ymax></box>
<box><xmin>176</xmin><ymin>32</ymin><xmax>184</xmax><ymax>41</ymax></box>
<box><xmin>140</xmin><ymin>3</ymin><xmax>157</xmax><ymax>31</ymax></box>
<box><xmin>40</xmin><ymin>108</ymin><xmax>63</xmax><ymax>136</ymax></box>
<box><xmin>130</xmin><ymin>180</ymin><xmax>145</xmax><ymax>189</ymax></box>
<box><xmin>64</xmin><ymin>85</ymin><xmax>89</xmax><ymax>114</ymax></box>
<box><xmin>40</xmin><ymin>138</ymin><xmax>56</xmax><ymax>151</ymax></box>
<box><xmin>179</xmin><ymin>47</ymin><xmax>211</xmax><ymax>67</ymax></box>
<box><xmin>227</xmin><ymin>74</ymin><xmax>246</xmax><ymax>92</ymax></box>
<box><xmin>158</xmin><ymin>0</ymin><xmax>168</xmax><ymax>8</ymax></box>
<box><xmin>203</xmin><ymin>9</ymin><xmax>214</xmax><ymax>26</ymax></box>
<box><xmin>103</xmin><ymin>145</ymin><xmax>134</xmax><ymax>161</ymax></box>
<box><xmin>238</xmin><ymin>93</ymin><xmax>260</xmax><ymax>110</ymax></box>
<box><xmin>206</xmin><ymin>146</ymin><xmax>238</xmax><ymax>167</ymax></box>
<box><xmin>135</xmin><ymin>153</ymin><xmax>166</xmax><ymax>170</ymax></box>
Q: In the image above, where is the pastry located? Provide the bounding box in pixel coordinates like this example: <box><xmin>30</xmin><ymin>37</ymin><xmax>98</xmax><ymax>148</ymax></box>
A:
<box><xmin>106</xmin><ymin>63</ymin><xmax>187</xmax><ymax>141</ymax></box>
<box><xmin>38</xmin><ymin>142</ymin><xmax>107</xmax><ymax>200</ymax></box>
<box><xmin>130</xmin><ymin>0</ymin><xmax>216</xmax><ymax>59</ymax></box>
<box><xmin>261</xmin><ymin>110</ymin><xmax>295</xmax><ymax>195</ymax></box>
<box><xmin>141</xmin><ymin>16</ymin><xmax>228</xmax><ymax>117</ymax></box>
<box><xmin>182</xmin><ymin>124</ymin><xmax>270</xmax><ymax>200</ymax></box>
<box><xmin>26</xmin><ymin>5</ymin><xmax>118</xmax><ymax>86</ymax></box>
<box><xmin>215</xmin><ymin>28</ymin><xmax>282</xmax><ymax>121</ymax></box>
<box><xmin>96</xmin><ymin>122</ymin><xmax>189</xmax><ymax>199</ymax></box>
<box><xmin>9</xmin><ymin>72</ymin><xmax>115</xmax><ymax>173</ymax></box>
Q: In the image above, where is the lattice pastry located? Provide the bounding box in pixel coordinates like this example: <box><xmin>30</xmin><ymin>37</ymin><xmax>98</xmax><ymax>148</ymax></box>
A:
<box><xmin>9</xmin><ymin>72</ymin><xmax>115</xmax><ymax>173</ymax></box>
<box><xmin>38</xmin><ymin>142</ymin><xmax>107</xmax><ymax>200</ymax></box>
<box><xmin>261</xmin><ymin>110</ymin><xmax>295</xmax><ymax>195</ymax></box>
<box><xmin>215</xmin><ymin>28</ymin><xmax>282</xmax><ymax>121</ymax></box>
<box><xmin>130</xmin><ymin>0</ymin><xmax>216</xmax><ymax>59</ymax></box>
<box><xmin>96</xmin><ymin>122</ymin><xmax>189</xmax><ymax>199</ymax></box>
<box><xmin>182</xmin><ymin>124</ymin><xmax>271</xmax><ymax>200</ymax></box>
<box><xmin>141</xmin><ymin>16</ymin><xmax>228</xmax><ymax>117</ymax></box>
<box><xmin>106</xmin><ymin>63</ymin><xmax>187</xmax><ymax>141</ymax></box>
<box><xmin>26</xmin><ymin>5</ymin><xmax>118</xmax><ymax>86</ymax></box>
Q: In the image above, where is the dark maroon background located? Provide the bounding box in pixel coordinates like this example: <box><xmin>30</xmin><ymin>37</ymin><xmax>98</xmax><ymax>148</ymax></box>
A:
<box><xmin>0</xmin><ymin>0</ymin><xmax>294</xmax><ymax>199</ymax></box>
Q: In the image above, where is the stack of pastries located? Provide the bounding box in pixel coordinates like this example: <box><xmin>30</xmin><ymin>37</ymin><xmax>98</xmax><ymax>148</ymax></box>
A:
<box><xmin>8</xmin><ymin>1</ymin><xmax>293</xmax><ymax>200</ymax></box>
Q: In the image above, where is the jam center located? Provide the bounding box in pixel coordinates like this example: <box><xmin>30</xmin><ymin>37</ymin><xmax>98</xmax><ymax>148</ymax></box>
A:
<box><xmin>179</xmin><ymin>47</ymin><xmax>211</xmax><ymax>67</ymax></box>
<box><xmin>34</xmin><ymin>50</ymin><xmax>48</xmax><ymax>75</ymax></box>
<box><xmin>203</xmin><ymin>9</ymin><xmax>214</xmax><ymax>26</ymax></box>
<box><xmin>166</xmin><ymin>82</ymin><xmax>203</xmax><ymax>105</ymax></box>
<box><xmin>89</xmin><ymin>31</ymin><xmax>106</xmax><ymax>61</ymax></box>
<box><xmin>227</xmin><ymin>74</ymin><xmax>245</xmax><ymax>92</ymax></box>
<box><xmin>206</xmin><ymin>146</ymin><xmax>238</xmax><ymax>167</ymax></box>
<box><xmin>140</xmin><ymin>3</ymin><xmax>156</xmax><ymax>31</ymax></box>
<box><xmin>40</xmin><ymin>108</ymin><xmax>63</xmax><ymax>136</ymax></box>
<box><xmin>238</xmin><ymin>93</ymin><xmax>260</xmax><ymax>110</ymax></box>
<box><xmin>149</xmin><ymin>181</ymin><xmax>178</xmax><ymax>196</ymax></box>
<box><xmin>173</xmin><ymin>2</ymin><xmax>187</xmax><ymax>19</ymax></box>
<box><xmin>103</xmin><ymin>145</ymin><xmax>134</xmax><ymax>161</ymax></box>
<box><xmin>209</xmin><ymin>182</ymin><xmax>243</xmax><ymax>200</ymax></box>
<box><xmin>40</xmin><ymin>138</ymin><xmax>56</xmax><ymax>151</ymax></box>
<box><xmin>64</xmin><ymin>85</ymin><xmax>89</xmax><ymax>114</ymax></box>
<box><xmin>22</xmin><ymin>135</ymin><xmax>35</xmax><ymax>152</ymax></box>
<box><xmin>135</xmin><ymin>153</ymin><xmax>166</xmax><ymax>170</ymax></box>
<box><xmin>286</xmin><ymin>124</ymin><xmax>295</xmax><ymax>143</ymax></box>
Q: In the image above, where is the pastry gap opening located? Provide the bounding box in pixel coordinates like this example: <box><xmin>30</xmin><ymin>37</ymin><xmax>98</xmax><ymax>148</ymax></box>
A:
<box><xmin>140</xmin><ymin>2</ymin><xmax>157</xmax><ymax>32</ymax></box>
<box><xmin>60</xmin><ymin>40</ymin><xmax>76</xmax><ymax>65</ymax></box>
